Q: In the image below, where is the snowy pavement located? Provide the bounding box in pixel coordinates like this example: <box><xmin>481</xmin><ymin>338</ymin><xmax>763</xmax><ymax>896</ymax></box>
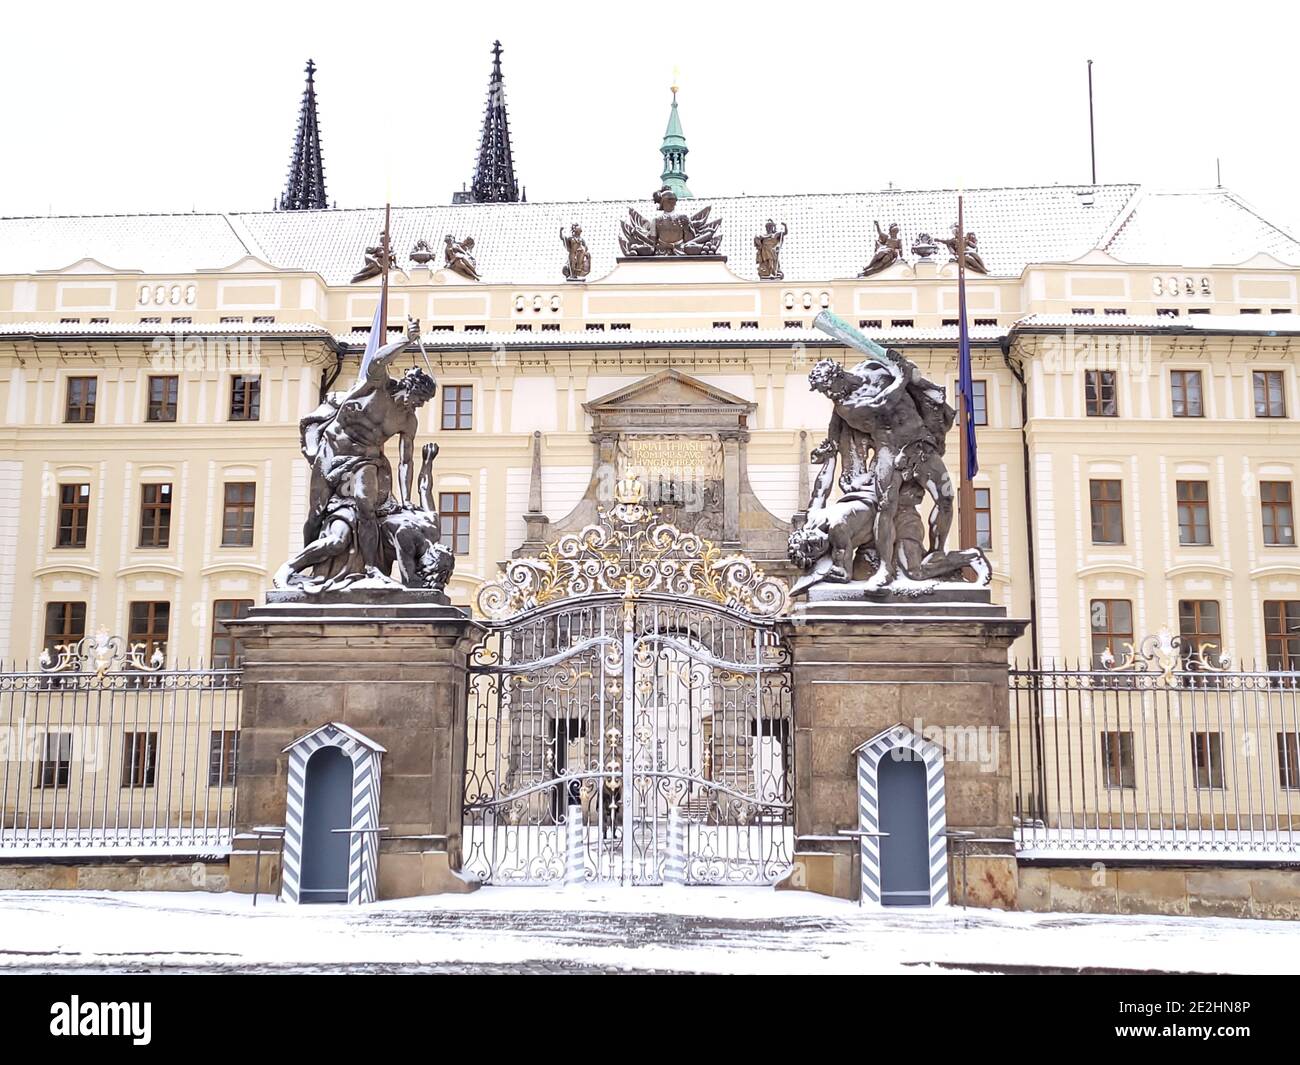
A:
<box><xmin>1</xmin><ymin>887</ymin><xmax>1298</xmax><ymax>974</ymax></box>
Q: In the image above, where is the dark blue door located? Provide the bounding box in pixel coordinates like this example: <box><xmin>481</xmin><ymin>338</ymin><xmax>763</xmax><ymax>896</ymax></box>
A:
<box><xmin>300</xmin><ymin>746</ymin><xmax>353</xmax><ymax>903</ymax></box>
<box><xmin>878</xmin><ymin>752</ymin><xmax>930</xmax><ymax>906</ymax></box>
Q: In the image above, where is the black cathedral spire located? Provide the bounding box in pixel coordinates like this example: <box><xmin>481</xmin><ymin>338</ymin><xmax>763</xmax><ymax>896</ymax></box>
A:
<box><xmin>455</xmin><ymin>41</ymin><xmax>523</xmax><ymax>204</ymax></box>
<box><xmin>279</xmin><ymin>59</ymin><xmax>328</xmax><ymax>211</ymax></box>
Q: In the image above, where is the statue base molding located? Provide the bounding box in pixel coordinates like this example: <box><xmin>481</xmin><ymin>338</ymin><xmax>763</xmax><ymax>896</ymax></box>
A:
<box><xmin>228</xmin><ymin>598</ymin><xmax>478</xmax><ymax>898</ymax></box>
<box><xmin>778</xmin><ymin>604</ymin><xmax>1028</xmax><ymax>906</ymax></box>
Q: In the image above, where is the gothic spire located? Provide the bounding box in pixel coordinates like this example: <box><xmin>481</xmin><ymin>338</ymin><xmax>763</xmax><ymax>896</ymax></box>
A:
<box><xmin>279</xmin><ymin>59</ymin><xmax>328</xmax><ymax>211</ymax></box>
<box><xmin>460</xmin><ymin>40</ymin><xmax>523</xmax><ymax>204</ymax></box>
<box><xmin>659</xmin><ymin>82</ymin><xmax>692</xmax><ymax>199</ymax></box>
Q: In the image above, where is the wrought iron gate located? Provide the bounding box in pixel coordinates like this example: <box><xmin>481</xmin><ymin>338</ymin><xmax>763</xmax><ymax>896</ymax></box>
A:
<box><xmin>463</xmin><ymin>489</ymin><xmax>793</xmax><ymax>885</ymax></box>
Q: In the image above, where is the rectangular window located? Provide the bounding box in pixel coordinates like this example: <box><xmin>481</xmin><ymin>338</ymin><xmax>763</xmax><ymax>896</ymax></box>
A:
<box><xmin>208</xmin><ymin>730</ymin><xmax>239</xmax><ymax>787</ymax></box>
<box><xmin>211</xmin><ymin>599</ymin><xmax>253</xmax><ymax>668</ymax></box>
<box><xmin>1279</xmin><ymin>733</ymin><xmax>1300</xmax><ymax>791</ymax></box>
<box><xmin>784</xmin><ymin>320</ymin><xmax>802</xmax><ymax>329</ymax></box>
<box><xmin>38</xmin><ymin>732</ymin><xmax>73</xmax><ymax>789</ymax></box>
<box><xmin>252</xmin><ymin>316</ymin><xmax>275</xmax><ymax>324</ymax></box>
<box><xmin>127</xmin><ymin>601</ymin><xmax>169</xmax><ymax>661</ymax></box>
<box><xmin>1178</xmin><ymin>600</ymin><xmax>1222</xmax><ymax>665</ymax></box>
<box><xmin>439</xmin><ymin>492</ymin><xmax>471</xmax><ymax>555</ymax></box>
<box><xmin>890</xmin><ymin>319</ymin><xmax>914</xmax><ymax>328</ymax></box>
<box><xmin>1261</xmin><ymin>481</ymin><xmax>1295</xmax><ymax>546</ymax></box>
<box><xmin>229</xmin><ymin>375</ymin><xmax>261</xmax><ymax>421</ymax></box>
<box><xmin>121</xmin><ymin>731</ymin><xmax>158</xmax><ymax>788</ymax></box>
<box><xmin>1176</xmin><ymin>480</ymin><xmax>1211</xmax><ymax>545</ymax></box>
<box><xmin>221</xmin><ymin>482</ymin><xmax>256</xmax><ymax>547</ymax></box>
<box><xmin>441</xmin><ymin>385</ymin><xmax>473</xmax><ymax>431</ymax></box>
<box><xmin>220</xmin><ymin>316</ymin><xmax>244</xmax><ymax>324</ymax></box>
<box><xmin>1156</xmin><ymin>308</ymin><xmax>1180</xmax><ymax>318</ymax></box>
<box><xmin>1170</xmin><ymin>370</ymin><xmax>1203</xmax><ymax>417</ymax></box>
<box><xmin>1089</xmin><ymin>479</ymin><xmax>1123</xmax><ymax>544</ymax></box>
<box><xmin>1103</xmin><ymin>308</ymin><xmax>1126</xmax><ymax>316</ymax></box>
<box><xmin>56</xmin><ymin>483</ymin><xmax>90</xmax><ymax>548</ymax></box>
<box><xmin>1070</xmin><ymin>307</ymin><xmax>1095</xmax><ymax>315</ymax></box>
<box><xmin>170</xmin><ymin>316</ymin><xmax>191</xmax><ymax>324</ymax></box>
<box><xmin>64</xmin><ymin>377</ymin><xmax>97</xmax><ymax>423</ymax></box>
<box><xmin>712</xmin><ymin>321</ymin><xmax>732</xmax><ymax>329</ymax></box>
<box><xmin>973</xmin><ymin>318</ymin><xmax>998</xmax><ymax>327</ymax></box>
<box><xmin>43</xmin><ymin>601</ymin><xmax>86</xmax><ymax>655</ymax></box>
<box><xmin>540</xmin><ymin>323</ymin><xmax>560</xmax><ymax>332</ymax></box>
<box><xmin>971</xmin><ymin>380</ymin><xmax>988</xmax><ymax>426</ymax></box>
<box><xmin>1253</xmin><ymin>370</ymin><xmax>1286</xmax><ymax>418</ymax></box>
<box><xmin>147</xmin><ymin>375</ymin><xmax>178</xmax><ymax>422</ymax></box>
<box><xmin>974</xmin><ymin>487</ymin><xmax>992</xmax><ymax>551</ymax></box>
<box><xmin>515</xmin><ymin>323</ymin><xmax>533</xmax><ymax>332</ymax></box>
<box><xmin>1090</xmin><ymin>598</ymin><xmax>1133</xmax><ymax>667</ymax></box>
<box><xmin>138</xmin><ymin>316</ymin><xmax>161</xmax><ymax>325</ymax></box>
<box><xmin>1085</xmin><ymin>370</ymin><xmax>1118</xmax><ymax>417</ymax></box>
<box><xmin>1100</xmin><ymin>731</ymin><xmax>1135</xmax><ymax>789</ymax></box>
<box><xmin>138</xmin><ymin>483</ymin><xmax>173</xmax><ymax>549</ymax></box>
<box><xmin>1264</xmin><ymin>601</ymin><xmax>1300</xmax><ymax>671</ymax></box>
<box><xmin>859</xmin><ymin>319</ymin><xmax>882</xmax><ymax>329</ymax></box>
<box><xmin>585</xmin><ymin>323</ymin><xmax>605</xmax><ymax>331</ymax></box>
<box><xmin>1191</xmin><ymin>732</ymin><xmax>1225</xmax><ymax>789</ymax></box>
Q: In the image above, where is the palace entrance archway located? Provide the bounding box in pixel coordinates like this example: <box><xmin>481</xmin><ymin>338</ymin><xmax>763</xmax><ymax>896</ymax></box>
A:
<box><xmin>463</xmin><ymin>487</ymin><xmax>793</xmax><ymax>885</ymax></box>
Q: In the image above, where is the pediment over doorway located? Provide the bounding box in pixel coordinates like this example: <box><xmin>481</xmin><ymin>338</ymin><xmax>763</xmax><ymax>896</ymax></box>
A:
<box><xmin>584</xmin><ymin>369</ymin><xmax>755</xmax><ymax>434</ymax></box>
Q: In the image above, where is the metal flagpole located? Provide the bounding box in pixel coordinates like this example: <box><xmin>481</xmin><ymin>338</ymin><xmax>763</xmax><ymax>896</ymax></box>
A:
<box><xmin>379</xmin><ymin>203</ymin><xmax>391</xmax><ymax>340</ymax></box>
<box><xmin>956</xmin><ymin>194</ymin><xmax>977</xmax><ymax>550</ymax></box>
<box><xmin>1087</xmin><ymin>60</ymin><xmax>1097</xmax><ymax>185</ymax></box>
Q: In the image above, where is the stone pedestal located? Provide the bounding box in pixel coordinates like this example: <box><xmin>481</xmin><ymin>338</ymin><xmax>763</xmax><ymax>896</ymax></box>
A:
<box><xmin>777</xmin><ymin>593</ymin><xmax>1027</xmax><ymax>906</ymax></box>
<box><xmin>227</xmin><ymin>593</ymin><xmax>480</xmax><ymax>898</ymax></box>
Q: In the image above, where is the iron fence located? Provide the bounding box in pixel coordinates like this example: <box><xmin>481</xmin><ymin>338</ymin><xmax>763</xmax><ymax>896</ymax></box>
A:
<box><xmin>0</xmin><ymin>634</ymin><xmax>241</xmax><ymax>856</ymax></box>
<box><xmin>1011</xmin><ymin>633</ymin><xmax>1300</xmax><ymax>858</ymax></box>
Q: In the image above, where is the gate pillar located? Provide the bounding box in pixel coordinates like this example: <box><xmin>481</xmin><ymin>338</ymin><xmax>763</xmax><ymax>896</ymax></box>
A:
<box><xmin>777</xmin><ymin>598</ymin><xmax>1027</xmax><ymax>909</ymax></box>
<box><xmin>227</xmin><ymin>592</ymin><xmax>480</xmax><ymax>898</ymax></box>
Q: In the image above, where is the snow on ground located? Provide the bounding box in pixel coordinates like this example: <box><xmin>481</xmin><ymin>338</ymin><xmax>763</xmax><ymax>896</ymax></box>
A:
<box><xmin>1</xmin><ymin>887</ymin><xmax>1298</xmax><ymax>974</ymax></box>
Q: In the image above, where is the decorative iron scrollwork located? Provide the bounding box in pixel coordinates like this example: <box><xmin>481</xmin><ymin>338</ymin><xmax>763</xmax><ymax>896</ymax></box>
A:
<box><xmin>39</xmin><ymin>629</ymin><xmax>164</xmax><ymax>676</ymax></box>
<box><xmin>1100</xmin><ymin>628</ymin><xmax>1232</xmax><ymax>680</ymax></box>
<box><xmin>477</xmin><ymin>478</ymin><xmax>790</xmax><ymax>620</ymax></box>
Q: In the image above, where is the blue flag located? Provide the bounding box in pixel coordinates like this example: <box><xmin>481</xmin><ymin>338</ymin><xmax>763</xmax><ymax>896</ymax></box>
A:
<box><xmin>355</xmin><ymin>299</ymin><xmax>384</xmax><ymax>386</ymax></box>
<box><xmin>957</xmin><ymin>266</ymin><xmax>979</xmax><ymax>479</ymax></box>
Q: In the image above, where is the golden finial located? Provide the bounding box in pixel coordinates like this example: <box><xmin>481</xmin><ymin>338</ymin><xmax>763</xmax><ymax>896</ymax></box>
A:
<box><xmin>671</xmin><ymin>64</ymin><xmax>680</xmax><ymax>96</ymax></box>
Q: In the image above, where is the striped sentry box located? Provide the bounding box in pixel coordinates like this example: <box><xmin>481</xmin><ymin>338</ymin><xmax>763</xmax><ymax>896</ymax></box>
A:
<box><xmin>852</xmin><ymin>724</ymin><xmax>948</xmax><ymax>908</ymax></box>
<box><xmin>663</xmin><ymin>806</ymin><xmax>687</xmax><ymax>885</ymax></box>
<box><xmin>281</xmin><ymin>722</ymin><xmax>386</xmax><ymax>906</ymax></box>
<box><xmin>565</xmin><ymin>804</ymin><xmax>585</xmax><ymax>888</ymax></box>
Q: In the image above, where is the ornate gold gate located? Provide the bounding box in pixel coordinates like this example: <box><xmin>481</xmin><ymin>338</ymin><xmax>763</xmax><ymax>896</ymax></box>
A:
<box><xmin>463</xmin><ymin>487</ymin><xmax>793</xmax><ymax>885</ymax></box>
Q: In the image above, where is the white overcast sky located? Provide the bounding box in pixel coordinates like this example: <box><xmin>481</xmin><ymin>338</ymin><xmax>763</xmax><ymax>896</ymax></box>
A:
<box><xmin>2</xmin><ymin>0</ymin><xmax>1296</xmax><ymax>235</ymax></box>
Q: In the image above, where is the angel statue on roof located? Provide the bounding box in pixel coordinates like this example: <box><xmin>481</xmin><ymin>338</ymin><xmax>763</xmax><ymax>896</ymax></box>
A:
<box><xmin>618</xmin><ymin>185</ymin><xmax>722</xmax><ymax>257</ymax></box>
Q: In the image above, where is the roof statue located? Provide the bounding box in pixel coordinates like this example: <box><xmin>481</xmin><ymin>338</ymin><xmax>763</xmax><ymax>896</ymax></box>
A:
<box><xmin>619</xmin><ymin>185</ymin><xmax>722</xmax><ymax>257</ymax></box>
<box><xmin>788</xmin><ymin>312</ymin><xmax>989</xmax><ymax>597</ymax></box>
<box><xmin>941</xmin><ymin>225</ymin><xmax>988</xmax><ymax>274</ymax></box>
<box><xmin>454</xmin><ymin>40</ymin><xmax>523</xmax><ymax>204</ymax></box>
<box><xmin>560</xmin><ymin>223</ymin><xmax>591</xmax><ymax>280</ymax></box>
<box><xmin>350</xmin><ymin>236</ymin><xmax>387</xmax><ymax>284</ymax></box>
<box><xmin>660</xmin><ymin>84</ymin><xmax>692</xmax><ymax>198</ymax></box>
<box><xmin>409</xmin><ymin>239</ymin><xmax>434</xmax><ymax>265</ymax></box>
<box><xmin>911</xmin><ymin>232</ymin><xmax>939</xmax><ymax>261</ymax></box>
<box><xmin>860</xmin><ymin>221</ymin><xmax>903</xmax><ymax>277</ymax></box>
<box><xmin>278</xmin><ymin>59</ymin><xmax>329</xmax><ymax>211</ymax></box>
<box><xmin>754</xmin><ymin>219</ymin><xmax>788</xmax><ymax>279</ymax></box>
<box><xmin>274</xmin><ymin>318</ymin><xmax>454</xmax><ymax>596</ymax></box>
<box><xmin>444</xmin><ymin>234</ymin><xmax>480</xmax><ymax>280</ymax></box>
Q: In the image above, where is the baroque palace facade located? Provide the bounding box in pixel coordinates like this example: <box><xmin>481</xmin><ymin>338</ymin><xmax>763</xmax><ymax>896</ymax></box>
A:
<box><xmin>1</xmin><ymin>59</ymin><xmax>1299</xmax><ymax>680</ymax></box>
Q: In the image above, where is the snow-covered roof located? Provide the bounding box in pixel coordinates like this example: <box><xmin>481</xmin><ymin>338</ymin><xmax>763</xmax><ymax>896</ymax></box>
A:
<box><xmin>332</xmin><ymin>324</ymin><xmax>1009</xmax><ymax>350</ymax></box>
<box><xmin>0</xmin><ymin>320</ymin><xmax>330</xmax><ymax>338</ymax></box>
<box><xmin>2</xmin><ymin>184</ymin><xmax>1294</xmax><ymax>283</ymax></box>
<box><xmin>1013</xmin><ymin>312</ymin><xmax>1300</xmax><ymax>334</ymax></box>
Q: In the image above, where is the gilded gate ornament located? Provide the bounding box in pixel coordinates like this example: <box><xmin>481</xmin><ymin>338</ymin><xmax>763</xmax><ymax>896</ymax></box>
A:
<box><xmin>476</xmin><ymin>477</ymin><xmax>789</xmax><ymax>619</ymax></box>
